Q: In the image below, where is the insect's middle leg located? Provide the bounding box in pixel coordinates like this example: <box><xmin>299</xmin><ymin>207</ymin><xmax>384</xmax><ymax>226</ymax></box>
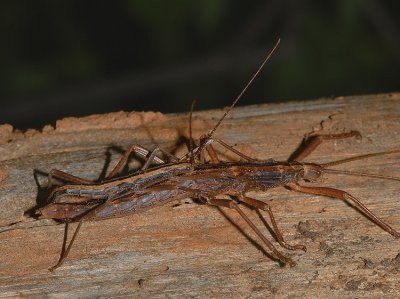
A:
<box><xmin>288</xmin><ymin>131</ymin><xmax>361</xmax><ymax>162</ymax></box>
<box><xmin>285</xmin><ymin>182</ymin><xmax>400</xmax><ymax>238</ymax></box>
<box><xmin>208</xmin><ymin>197</ymin><xmax>296</xmax><ymax>266</ymax></box>
<box><xmin>239</xmin><ymin>195</ymin><xmax>306</xmax><ymax>252</ymax></box>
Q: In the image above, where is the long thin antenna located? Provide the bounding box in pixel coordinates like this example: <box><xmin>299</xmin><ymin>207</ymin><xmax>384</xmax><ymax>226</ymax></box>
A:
<box><xmin>322</xmin><ymin>149</ymin><xmax>400</xmax><ymax>168</ymax></box>
<box><xmin>206</xmin><ymin>38</ymin><xmax>281</xmax><ymax>139</ymax></box>
<box><xmin>324</xmin><ymin>168</ymin><xmax>400</xmax><ymax>182</ymax></box>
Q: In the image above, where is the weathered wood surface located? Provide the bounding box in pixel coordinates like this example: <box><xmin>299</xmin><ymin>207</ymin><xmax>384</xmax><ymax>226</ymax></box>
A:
<box><xmin>0</xmin><ymin>93</ymin><xmax>399</xmax><ymax>298</ymax></box>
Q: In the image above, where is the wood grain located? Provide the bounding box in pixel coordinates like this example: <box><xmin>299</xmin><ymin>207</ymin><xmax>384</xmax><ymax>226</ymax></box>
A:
<box><xmin>1</xmin><ymin>93</ymin><xmax>399</xmax><ymax>298</ymax></box>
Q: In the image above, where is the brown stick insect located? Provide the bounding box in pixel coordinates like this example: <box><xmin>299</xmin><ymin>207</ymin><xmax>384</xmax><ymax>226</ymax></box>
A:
<box><xmin>34</xmin><ymin>39</ymin><xmax>400</xmax><ymax>270</ymax></box>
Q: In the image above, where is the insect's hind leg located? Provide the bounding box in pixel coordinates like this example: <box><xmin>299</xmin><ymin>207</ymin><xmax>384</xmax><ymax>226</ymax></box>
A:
<box><xmin>49</xmin><ymin>196</ymin><xmax>115</xmax><ymax>271</ymax></box>
<box><xmin>239</xmin><ymin>195</ymin><xmax>306</xmax><ymax>252</ymax></box>
<box><xmin>139</xmin><ymin>146</ymin><xmax>179</xmax><ymax>171</ymax></box>
<box><xmin>47</xmin><ymin>169</ymin><xmax>94</xmax><ymax>188</ymax></box>
<box><xmin>108</xmin><ymin>143</ymin><xmax>192</xmax><ymax>178</ymax></box>
<box><xmin>48</xmin><ymin>143</ymin><xmax>177</xmax><ymax>189</ymax></box>
<box><xmin>285</xmin><ymin>183</ymin><xmax>400</xmax><ymax>238</ymax></box>
<box><xmin>106</xmin><ymin>144</ymin><xmax>169</xmax><ymax>179</ymax></box>
<box><xmin>49</xmin><ymin>220</ymin><xmax>84</xmax><ymax>271</ymax></box>
<box><xmin>288</xmin><ymin>131</ymin><xmax>361</xmax><ymax>162</ymax></box>
<box><xmin>47</xmin><ymin>144</ymin><xmax>169</xmax><ymax>187</ymax></box>
<box><xmin>51</xmin><ymin>145</ymin><xmax>173</xmax><ymax>187</ymax></box>
<box><xmin>208</xmin><ymin>197</ymin><xmax>296</xmax><ymax>266</ymax></box>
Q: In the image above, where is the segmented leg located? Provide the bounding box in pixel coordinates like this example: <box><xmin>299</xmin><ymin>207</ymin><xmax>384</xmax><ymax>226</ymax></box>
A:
<box><xmin>180</xmin><ymin>137</ymin><xmax>257</xmax><ymax>163</ymax></box>
<box><xmin>49</xmin><ymin>220</ymin><xmax>83</xmax><ymax>271</ymax></box>
<box><xmin>285</xmin><ymin>182</ymin><xmax>400</xmax><ymax>238</ymax></box>
<box><xmin>139</xmin><ymin>146</ymin><xmax>180</xmax><ymax>171</ymax></box>
<box><xmin>47</xmin><ymin>169</ymin><xmax>94</xmax><ymax>188</ymax></box>
<box><xmin>49</xmin><ymin>191</ymin><xmax>124</xmax><ymax>271</ymax></box>
<box><xmin>205</xmin><ymin>144</ymin><xmax>220</xmax><ymax>163</ymax></box>
<box><xmin>46</xmin><ymin>145</ymin><xmax>171</xmax><ymax>270</ymax></box>
<box><xmin>288</xmin><ymin>131</ymin><xmax>361</xmax><ymax>162</ymax></box>
<box><xmin>239</xmin><ymin>195</ymin><xmax>306</xmax><ymax>252</ymax></box>
<box><xmin>47</xmin><ymin>144</ymin><xmax>168</xmax><ymax>188</ymax></box>
<box><xmin>208</xmin><ymin>197</ymin><xmax>296</xmax><ymax>266</ymax></box>
<box><xmin>106</xmin><ymin>144</ymin><xmax>167</xmax><ymax>179</ymax></box>
<box><xmin>208</xmin><ymin>138</ymin><xmax>257</xmax><ymax>162</ymax></box>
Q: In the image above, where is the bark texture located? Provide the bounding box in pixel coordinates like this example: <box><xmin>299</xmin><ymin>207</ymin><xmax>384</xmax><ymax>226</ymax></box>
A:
<box><xmin>0</xmin><ymin>93</ymin><xmax>399</xmax><ymax>298</ymax></box>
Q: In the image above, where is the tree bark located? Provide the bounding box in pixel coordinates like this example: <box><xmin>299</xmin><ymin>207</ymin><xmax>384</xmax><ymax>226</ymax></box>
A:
<box><xmin>1</xmin><ymin>93</ymin><xmax>399</xmax><ymax>298</ymax></box>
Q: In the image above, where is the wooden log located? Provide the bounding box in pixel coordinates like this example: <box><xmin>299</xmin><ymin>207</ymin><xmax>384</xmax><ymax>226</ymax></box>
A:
<box><xmin>0</xmin><ymin>93</ymin><xmax>399</xmax><ymax>298</ymax></box>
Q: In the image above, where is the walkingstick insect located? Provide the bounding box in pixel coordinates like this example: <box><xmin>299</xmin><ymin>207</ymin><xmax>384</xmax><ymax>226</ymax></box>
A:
<box><xmin>32</xmin><ymin>39</ymin><xmax>400</xmax><ymax>270</ymax></box>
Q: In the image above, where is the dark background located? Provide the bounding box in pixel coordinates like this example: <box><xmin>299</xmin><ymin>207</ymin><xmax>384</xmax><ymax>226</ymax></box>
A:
<box><xmin>1</xmin><ymin>1</ymin><xmax>399</xmax><ymax>130</ymax></box>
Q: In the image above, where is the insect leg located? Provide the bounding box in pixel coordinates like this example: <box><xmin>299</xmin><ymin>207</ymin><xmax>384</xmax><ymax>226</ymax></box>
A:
<box><xmin>205</xmin><ymin>144</ymin><xmax>220</xmax><ymax>163</ymax></box>
<box><xmin>49</xmin><ymin>220</ymin><xmax>84</xmax><ymax>271</ymax></box>
<box><xmin>180</xmin><ymin>137</ymin><xmax>257</xmax><ymax>163</ymax></box>
<box><xmin>49</xmin><ymin>195</ymin><xmax>118</xmax><ymax>271</ymax></box>
<box><xmin>140</xmin><ymin>146</ymin><xmax>179</xmax><ymax>171</ymax></box>
<box><xmin>208</xmin><ymin>197</ymin><xmax>296</xmax><ymax>266</ymax></box>
<box><xmin>106</xmin><ymin>144</ymin><xmax>167</xmax><ymax>179</ymax></box>
<box><xmin>199</xmin><ymin>137</ymin><xmax>257</xmax><ymax>162</ymax></box>
<box><xmin>239</xmin><ymin>195</ymin><xmax>306</xmax><ymax>252</ymax></box>
<box><xmin>208</xmin><ymin>138</ymin><xmax>257</xmax><ymax>162</ymax></box>
<box><xmin>288</xmin><ymin>131</ymin><xmax>361</xmax><ymax>162</ymax></box>
<box><xmin>285</xmin><ymin>183</ymin><xmax>400</xmax><ymax>238</ymax></box>
<box><xmin>47</xmin><ymin>169</ymin><xmax>94</xmax><ymax>188</ymax></box>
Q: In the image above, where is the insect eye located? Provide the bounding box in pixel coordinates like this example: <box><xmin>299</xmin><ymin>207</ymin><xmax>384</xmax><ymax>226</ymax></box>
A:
<box><xmin>312</xmin><ymin>169</ymin><xmax>322</xmax><ymax>178</ymax></box>
<box><xmin>303</xmin><ymin>167</ymin><xmax>322</xmax><ymax>181</ymax></box>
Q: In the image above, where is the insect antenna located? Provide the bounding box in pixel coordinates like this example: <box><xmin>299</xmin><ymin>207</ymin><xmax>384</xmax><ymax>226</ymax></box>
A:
<box><xmin>322</xmin><ymin>149</ymin><xmax>400</xmax><ymax>182</ymax></box>
<box><xmin>206</xmin><ymin>38</ymin><xmax>281</xmax><ymax>140</ymax></box>
<box><xmin>324</xmin><ymin>169</ymin><xmax>400</xmax><ymax>182</ymax></box>
<box><xmin>321</xmin><ymin>149</ymin><xmax>400</xmax><ymax>168</ymax></box>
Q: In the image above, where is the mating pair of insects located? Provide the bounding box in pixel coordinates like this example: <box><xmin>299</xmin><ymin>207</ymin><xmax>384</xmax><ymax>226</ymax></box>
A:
<box><xmin>38</xmin><ymin>40</ymin><xmax>400</xmax><ymax>270</ymax></box>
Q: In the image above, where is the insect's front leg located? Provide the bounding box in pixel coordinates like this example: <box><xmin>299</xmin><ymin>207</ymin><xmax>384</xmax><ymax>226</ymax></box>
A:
<box><xmin>285</xmin><ymin>182</ymin><xmax>400</xmax><ymax>238</ymax></box>
<box><xmin>288</xmin><ymin>131</ymin><xmax>361</xmax><ymax>162</ymax></box>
